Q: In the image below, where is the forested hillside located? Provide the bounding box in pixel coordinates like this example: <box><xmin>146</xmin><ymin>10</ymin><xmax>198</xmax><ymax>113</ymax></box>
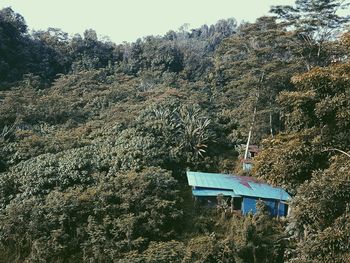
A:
<box><xmin>0</xmin><ymin>0</ymin><xmax>349</xmax><ymax>262</ymax></box>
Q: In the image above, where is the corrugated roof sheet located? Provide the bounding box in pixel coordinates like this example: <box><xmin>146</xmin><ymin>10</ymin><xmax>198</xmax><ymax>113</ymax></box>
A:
<box><xmin>192</xmin><ymin>189</ymin><xmax>240</xmax><ymax>197</ymax></box>
<box><xmin>187</xmin><ymin>171</ymin><xmax>291</xmax><ymax>201</ymax></box>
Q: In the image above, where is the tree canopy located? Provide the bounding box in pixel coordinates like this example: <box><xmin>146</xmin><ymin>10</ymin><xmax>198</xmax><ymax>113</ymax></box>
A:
<box><xmin>0</xmin><ymin>2</ymin><xmax>349</xmax><ymax>262</ymax></box>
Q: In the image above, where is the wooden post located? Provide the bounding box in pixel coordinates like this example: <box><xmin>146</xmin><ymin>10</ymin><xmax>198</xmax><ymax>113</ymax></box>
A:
<box><xmin>230</xmin><ymin>197</ymin><xmax>234</xmax><ymax>212</ymax></box>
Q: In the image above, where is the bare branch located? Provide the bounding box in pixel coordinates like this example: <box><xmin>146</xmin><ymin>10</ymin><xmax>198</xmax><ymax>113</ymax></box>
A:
<box><xmin>322</xmin><ymin>148</ymin><xmax>350</xmax><ymax>158</ymax></box>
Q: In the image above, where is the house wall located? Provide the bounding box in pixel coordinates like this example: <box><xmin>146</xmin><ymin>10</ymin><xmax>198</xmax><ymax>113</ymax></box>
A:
<box><xmin>242</xmin><ymin>197</ymin><xmax>286</xmax><ymax>217</ymax></box>
<box><xmin>242</xmin><ymin>163</ymin><xmax>253</xmax><ymax>171</ymax></box>
<box><xmin>279</xmin><ymin>202</ymin><xmax>288</xmax><ymax>216</ymax></box>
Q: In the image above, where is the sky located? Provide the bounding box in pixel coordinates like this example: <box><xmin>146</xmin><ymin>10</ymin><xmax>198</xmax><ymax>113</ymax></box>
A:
<box><xmin>1</xmin><ymin>0</ymin><xmax>296</xmax><ymax>43</ymax></box>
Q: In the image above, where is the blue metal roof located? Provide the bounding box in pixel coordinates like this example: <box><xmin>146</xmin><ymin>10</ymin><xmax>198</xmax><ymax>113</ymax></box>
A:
<box><xmin>187</xmin><ymin>171</ymin><xmax>291</xmax><ymax>201</ymax></box>
<box><xmin>192</xmin><ymin>189</ymin><xmax>240</xmax><ymax>197</ymax></box>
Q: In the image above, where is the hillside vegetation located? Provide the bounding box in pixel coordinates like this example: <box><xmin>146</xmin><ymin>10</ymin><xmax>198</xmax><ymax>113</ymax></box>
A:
<box><xmin>0</xmin><ymin>1</ymin><xmax>349</xmax><ymax>262</ymax></box>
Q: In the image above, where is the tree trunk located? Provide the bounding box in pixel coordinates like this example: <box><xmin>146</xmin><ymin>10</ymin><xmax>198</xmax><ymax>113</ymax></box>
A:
<box><xmin>244</xmin><ymin>106</ymin><xmax>257</xmax><ymax>160</ymax></box>
<box><xmin>244</xmin><ymin>73</ymin><xmax>263</xmax><ymax>160</ymax></box>
<box><xmin>269</xmin><ymin>99</ymin><xmax>274</xmax><ymax>138</ymax></box>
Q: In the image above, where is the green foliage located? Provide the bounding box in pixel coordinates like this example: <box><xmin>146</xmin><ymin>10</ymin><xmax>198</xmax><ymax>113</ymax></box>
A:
<box><xmin>286</xmin><ymin>156</ymin><xmax>350</xmax><ymax>263</ymax></box>
<box><xmin>289</xmin><ymin>63</ymin><xmax>350</xmax><ymax>148</ymax></box>
<box><xmin>182</xmin><ymin>235</ymin><xmax>236</xmax><ymax>263</ymax></box>
<box><xmin>271</xmin><ymin>0</ymin><xmax>350</xmax><ymax>69</ymax></box>
<box><xmin>256</xmin><ymin>59</ymin><xmax>350</xmax><ymax>193</ymax></box>
<box><xmin>0</xmin><ymin>167</ymin><xmax>182</xmax><ymax>262</ymax></box>
<box><xmin>255</xmin><ymin>33</ymin><xmax>350</xmax><ymax>263</ymax></box>
<box><xmin>142</xmin><ymin>241</ymin><xmax>185</xmax><ymax>263</ymax></box>
<box><xmin>254</xmin><ymin>131</ymin><xmax>327</xmax><ymax>194</ymax></box>
<box><xmin>214</xmin><ymin>16</ymin><xmax>301</xmax><ymax>142</ymax></box>
<box><xmin>0</xmin><ymin>5</ymin><xmax>349</xmax><ymax>263</ymax></box>
<box><xmin>137</xmin><ymin>102</ymin><xmax>213</xmax><ymax>160</ymax></box>
<box><xmin>0</xmin><ymin>7</ymin><xmax>29</xmax><ymax>83</ymax></box>
<box><xmin>230</xmin><ymin>205</ymin><xmax>286</xmax><ymax>263</ymax></box>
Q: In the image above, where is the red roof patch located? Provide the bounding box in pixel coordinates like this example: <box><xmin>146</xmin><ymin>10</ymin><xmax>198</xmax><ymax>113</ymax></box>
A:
<box><xmin>235</xmin><ymin>175</ymin><xmax>262</xmax><ymax>189</ymax></box>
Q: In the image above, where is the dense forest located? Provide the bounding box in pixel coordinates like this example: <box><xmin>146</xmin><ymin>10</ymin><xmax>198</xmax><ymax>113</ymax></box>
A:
<box><xmin>0</xmin><ymin>0</ymin><xmax>349</xmax><ymax>262</ymax></box>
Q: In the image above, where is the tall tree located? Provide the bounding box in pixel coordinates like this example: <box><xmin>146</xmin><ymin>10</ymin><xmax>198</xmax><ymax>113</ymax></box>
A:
<box><xmin>271</xmin><ymin>0</ymin><xmax>350</xmax><ymax>70</ymax></box>
<box><xmin>255</xmin><ymin>32</ymin><xmax>350</xmax><ymax>192</ymax></box>
<box><xmin>0</xmin><ymin>7</ymin><xmax>29</xmax><ymax>83</ymax></box>
<box><xmin>214</xmin><ymin>16</ymin><xmax>301</xmax><ymax>144</ymax></box>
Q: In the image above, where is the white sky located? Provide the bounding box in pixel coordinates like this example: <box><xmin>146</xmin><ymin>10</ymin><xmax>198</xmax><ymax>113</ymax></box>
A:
<box><xmin>1</xmin><ymin>0</ymin><xmax>296</xmax><ymax>43</ymax></box>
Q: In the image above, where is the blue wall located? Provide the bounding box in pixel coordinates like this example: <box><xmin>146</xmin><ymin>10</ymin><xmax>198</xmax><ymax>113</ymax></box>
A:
<box><xmin>242</xmin><ymin>197</ymin><xmax>287</xmax><ymax>216</ymax></box>
<box><xmin>279</xmin><ymin>202</ymin><xmax>287</xmax><ymax>216</ymax></box>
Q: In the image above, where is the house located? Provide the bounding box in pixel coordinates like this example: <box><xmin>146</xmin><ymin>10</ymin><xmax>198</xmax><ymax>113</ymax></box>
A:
<box><xmin>245</xmin><ymin>145</ymin><xmax>259</xmax><ymax>158</ymax></box>
<box><xmin>241</xmin><ymin>144</ymin><xmax>260</xmax><ymax>171</ymax></box>
<box><xmin>187</xmin><ymin>171</ymin><xmax>291</xmax><ymax>217</ymax></box>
